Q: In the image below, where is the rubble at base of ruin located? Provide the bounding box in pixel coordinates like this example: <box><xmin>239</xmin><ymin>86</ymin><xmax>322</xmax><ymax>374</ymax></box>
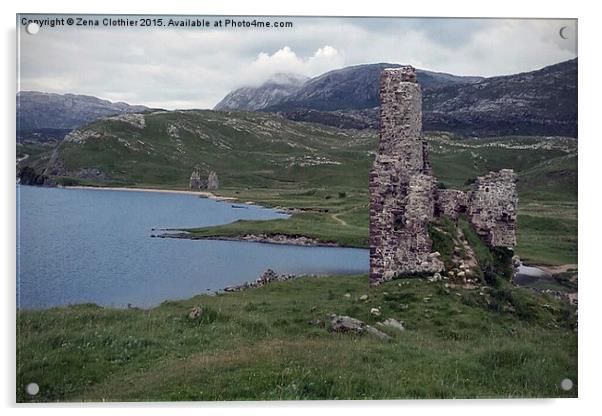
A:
<box><xmin>369</xmin><ymin>66</ymin><xmax>518</xmax><ymax>286</ymax></box>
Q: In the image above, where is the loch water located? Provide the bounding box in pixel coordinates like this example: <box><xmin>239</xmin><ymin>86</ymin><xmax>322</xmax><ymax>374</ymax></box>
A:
<box><xmin>17</xmin><ymin>185</ymin><xmax>369</xmax><ymax>309</ymax></box>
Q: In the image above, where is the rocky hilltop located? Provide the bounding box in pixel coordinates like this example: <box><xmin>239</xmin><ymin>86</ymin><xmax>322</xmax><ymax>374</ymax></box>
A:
<box><xmin>263</xmin><ymin>63</ymin><xmax>483</xmax><ymax>112</ymax></box>
<box><xmin>215</xmin><ymin>64</ymin><xmax>481</xmax><ymax>115</ymax></box>
<box><xmin>422</xmin><ymin>59</ymin><xmax>577</xmax><ymax>137</ymax></box>
<box><xmin>215</xmin><ymin>59</ymin><xmax>577</xmax><ymax>137</ymax></box>
<box><xmin>214</xmin><ymin>73</ymin><xmax>309</xmax><ymax>111</ymax></box>
<box><xmin>17</xmin><ymin>91</ymin><xmax>149</xmax><ymax>141</ymax></box>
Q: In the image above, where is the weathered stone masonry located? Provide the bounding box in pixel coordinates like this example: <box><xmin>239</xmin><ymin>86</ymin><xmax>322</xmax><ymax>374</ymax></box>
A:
<box><xmin>468</xmin><ymin>169</ymin><xmax>518</xmax><ymax>247</ymax></box>
<box><xmin>369</xmin><ymin>67</ymin><xmax>518</xmax><ymax>286</ymax></box>
<box><xmin>189</xmin><ymin>168</ymin><xmax>219</xmax><ymax>190</ymax></box>
<box><xmin>369</xmin><ymin>68</ymin><xmax>443</xmax><ymax>284</ymax></box>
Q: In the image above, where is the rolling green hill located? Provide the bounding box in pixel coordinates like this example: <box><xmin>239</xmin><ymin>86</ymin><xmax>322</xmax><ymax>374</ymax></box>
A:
<box><xmin>43</xmin><ymin>110</ymin><xmax>375</xmax><ymax>190</ymax></box>
<box><xmin>19</xmin><ymin>110</ymin><xmax>577</xmax><ymax>265</ymax></box>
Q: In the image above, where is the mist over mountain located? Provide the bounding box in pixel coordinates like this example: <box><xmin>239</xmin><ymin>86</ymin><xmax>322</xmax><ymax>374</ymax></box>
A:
<box><xmin>214</xmin><ymin>73</ymin><xmax>309</xmax><ymax>111</ymax></box>
<box><xmin>215</xmin><ymin>65</ymin><xmax>482</xmax><ymax>113</ymax></box>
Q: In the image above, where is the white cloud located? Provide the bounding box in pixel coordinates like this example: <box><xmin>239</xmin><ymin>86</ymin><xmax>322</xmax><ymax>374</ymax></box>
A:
<box><xmin>17</xmin><ymin>16</ymin><xmax>577</xmax><ymax>109</ymax></box>
<box><xmin>243</xmin><ymin>45</ymin><xmax>345</xmax><ymax>86</ymax></box>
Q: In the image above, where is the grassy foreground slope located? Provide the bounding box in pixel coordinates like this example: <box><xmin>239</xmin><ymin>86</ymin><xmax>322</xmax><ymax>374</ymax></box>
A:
<box><xmin>26</xmin><ymin>110</ymin><xmax>577</xmax><ymax>264</ymax></box>
<box><xmin>17</xmin><ymin>275</ymin><xmax>576</xmax><ymax>401</ymax></box>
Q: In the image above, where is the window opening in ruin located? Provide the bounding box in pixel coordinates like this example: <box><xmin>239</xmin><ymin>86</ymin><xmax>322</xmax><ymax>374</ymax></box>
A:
<box><xmin>393</xmin><ymin>213</ymin><xmax>405</xmax><ymax>231</ymax></box>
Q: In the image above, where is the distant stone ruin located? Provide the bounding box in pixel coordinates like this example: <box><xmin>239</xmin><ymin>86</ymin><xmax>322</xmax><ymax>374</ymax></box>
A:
<box><xmin>189</xmin><ymin>168</ymin><xmax>219</xmax><ymax>190</ymax></box>
<box><xmin>369</xmin><ymin>66</ymin><xmax>517</xmax><ymax>286</ymax></box>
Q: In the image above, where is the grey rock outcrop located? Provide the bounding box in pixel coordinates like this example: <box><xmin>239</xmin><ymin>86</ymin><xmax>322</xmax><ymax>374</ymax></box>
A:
<box><xmin>329</xmin><ymin>314</ymin><xmax>392</xmax><ymax>341</ymax></box>
<box><xmin>330</xmin><ymin>315</ymin><xmax>365</xmax><ymax>333</ymax></box>
<box><xmin>105</xmin><ymin>113</ymin><xmax>146</xmax><ymax>129</ymax></box>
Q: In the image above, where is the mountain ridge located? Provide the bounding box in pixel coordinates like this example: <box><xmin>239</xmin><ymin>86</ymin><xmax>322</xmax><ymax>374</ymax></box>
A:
<box><xmin>214</xmin><ymin>59</ymin><xmax>577</xmax><ymax>137</ymax></box>
<box><xmin>17</xmin><ymin>91</ymin><xmax>150</xmax><ymax>136</ymax></box>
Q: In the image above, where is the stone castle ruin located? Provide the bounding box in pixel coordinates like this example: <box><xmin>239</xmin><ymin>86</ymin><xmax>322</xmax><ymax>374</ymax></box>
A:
<box><xmin>369</xmin><ymin>67</ymin><xmax>517</xmax><ymax>286</ymax></box>
<box><xmin>189</xmin><ymin>168</ymin><xmax>219</xmax><ymax>190</ymax></box>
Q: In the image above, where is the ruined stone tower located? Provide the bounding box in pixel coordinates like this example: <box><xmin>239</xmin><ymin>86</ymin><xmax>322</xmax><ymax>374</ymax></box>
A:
<box><xmin>369</xmin><ymin>67</ymin><xmax>443</xmax><ymax>285</ymax></box>
<box><xmin>189</xmin><ymin>168</ymin><xmax>219</xmax><ymax>190</ymax></box>
<box><xmin>369</xmin><ymin>66</ymin><xmax>518</xmax><ymax>286</ymax></box>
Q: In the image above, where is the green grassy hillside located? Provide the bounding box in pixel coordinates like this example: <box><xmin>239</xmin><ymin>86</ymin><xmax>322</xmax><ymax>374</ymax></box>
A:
<box><xmin>48</xmin><ymin>110</ymin><xmax>374</xmax><ymax>190</ymax></box>
<box><xmin>17</xmin><ymin>275</ymin><xmax>577</xmax><ymax>401</ymax></box>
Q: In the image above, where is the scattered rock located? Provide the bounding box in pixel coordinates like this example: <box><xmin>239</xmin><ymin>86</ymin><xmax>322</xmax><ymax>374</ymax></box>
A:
<box><xmin>310</xmin><ymin>318</ymin><xmax>323</xmax><ymax>327</ymax></box>
<box><xmin>330</xmin><ymin>315</ymin><xmax>364</xmax><ymax>333</ymax></box>
<box><xmin>188</xmin><ymin>306</ymin><xmax>203</xmax><ymax>320</ymax></box>
<box><xmin>258</xmin><ymin>268</ymin><xmax>278</xmax><ymax>283</ymax></box>
<box><xmin>344</xmin><ymin>293</ymin><xmax>351</xmax><ymax>298</ymax></box>
<box><xmin>381</xmin><ymin>318</ymin><xmax>405</xmax><ymax>332</ymax></box>
<box><xmin>512</xmin><ymin>255</ymin><xmax>521</xmax><ymax>268</ymax></box>
<box><xmin>329</xmin><ymin>315</ymin><xmax>391</xmax><ymax>341</ymax></box>
<box><xmin>370</xmin><ymin>307</ymin><xmax>381</xmax><ymax>317</ymax></box>
<box><xmin>359</xmin><ymin>294</ymin><xmax>368</xmax><ymax>301</ymax></box>
<box><xmin>427</xmin><ymin>272</ymin><xmax>442</xmax><ymax>282</ymax></box>
<box><xmin>365</xmin><ymin>325</ymin><xmax>392</xmax><ymax>341</ymax></box>
<box><xmin>223</xmin><ymin>269</ymin><xmax>296</xmax><ymax>292</ymax></box>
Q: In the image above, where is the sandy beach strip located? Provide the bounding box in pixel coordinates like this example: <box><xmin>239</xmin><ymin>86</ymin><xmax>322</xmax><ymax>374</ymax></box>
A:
<box><xmin>64</xmin><ymin>185</ymin><xmax>238</xmax><ymax>201</ymax></box>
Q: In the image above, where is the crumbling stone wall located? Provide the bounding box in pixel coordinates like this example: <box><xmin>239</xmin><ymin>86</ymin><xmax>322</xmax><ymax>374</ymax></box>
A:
<box><xmin>436</xmin><ymin>189</ymin><xmax>469</xmax><ymax>220</ymax></box>
<box><xmin>189</xmin><ymin>169</ymin><xmax>203</xmax><ymax>189</ymax></box>
<box><xmin>369</xmin><ymin>66</ymin><xmax>518</xmax><ymax>285</ymax></box>
<box><xmin>207</xmin><ymin>171</ymin><xmax>219</xmax><ymax>190</ymax></box>
<box><xmin>189</xmin><ymin>168</ymin><xmax>219</xmax><ymax>190</ymax></box>
<box><xmin>468</xmin><ymin>169</ymin><xmax>517</xmax><ymax>247</ymax></box>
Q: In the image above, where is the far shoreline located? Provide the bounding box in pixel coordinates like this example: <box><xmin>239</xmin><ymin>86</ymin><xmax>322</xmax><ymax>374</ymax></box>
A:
<box><xmin>62</xmin><ymin>185</ymin><xmax>238</xmax><ymax>201</ymax></box>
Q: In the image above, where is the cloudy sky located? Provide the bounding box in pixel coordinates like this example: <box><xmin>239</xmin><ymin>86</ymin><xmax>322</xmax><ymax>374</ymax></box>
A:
<box><xmin>18</xmin><ymin>16</ymin><xmax>577</xmax><ymax>109</ymax></box>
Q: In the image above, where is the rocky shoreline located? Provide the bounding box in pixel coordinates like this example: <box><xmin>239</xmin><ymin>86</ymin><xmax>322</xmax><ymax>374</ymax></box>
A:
<box><xmin>223</xmin><ymin>269</ymin><xmax>298</xmax><ymax>292</ymax></box>
<box><xmin>150</xmin><ymin>231</ymin><xmax>343</xmax><ymax>248</ymax></box>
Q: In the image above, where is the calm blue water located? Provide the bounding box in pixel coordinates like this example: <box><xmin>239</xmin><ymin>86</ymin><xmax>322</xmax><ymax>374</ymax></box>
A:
<box><xmin>16</xmin><ymin>185</ymin><xmax>368</xmax><ymax>309</ymax></box>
